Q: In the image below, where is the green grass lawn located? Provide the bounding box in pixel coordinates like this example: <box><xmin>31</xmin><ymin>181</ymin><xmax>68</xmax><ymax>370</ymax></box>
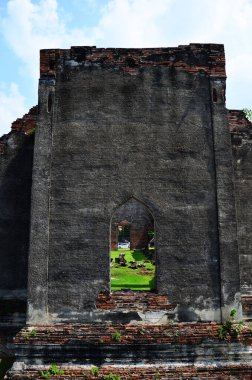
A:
<box><xmin>110</xmin><ymin>248</ymin><xmax>155</xmax><ymax>291</ymax></box>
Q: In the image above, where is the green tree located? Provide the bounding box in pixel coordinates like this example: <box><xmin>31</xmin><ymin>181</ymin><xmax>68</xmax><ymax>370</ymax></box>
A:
<box><xmin>243</xmin><ymin>108</ymin><xmax>252</xmax><ymax>122</ymax></box>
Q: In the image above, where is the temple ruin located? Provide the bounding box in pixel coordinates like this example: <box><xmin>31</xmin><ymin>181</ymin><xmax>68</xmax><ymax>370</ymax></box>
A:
<box><xmin>0</xmin><ymin>43</ymin><xmax>252</xmax><ymax>378</ymax></box>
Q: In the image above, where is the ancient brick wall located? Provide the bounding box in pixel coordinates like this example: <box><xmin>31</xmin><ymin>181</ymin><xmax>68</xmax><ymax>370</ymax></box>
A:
<box><xmin>11</xmin><ymin>106</ymin><xmax>37</xmax><ymax>134</ymax></box>
<box><xmin>27</xmin><ymin>44</ymin><xmax>239</xmax><ymax>324</ymax></box>
<box><xmin>6</xmin><ymin>322</ymin><xmax>252</xmax><ymax>379</ymax></box>
<box><xmin>1</xmin><ymin>46</ymin><xmax>252</xmax><ymax>380</ymax></box>
<box><xmin>0</xmin><ymin>107</ymin><xmax>37</xmax><ymax>299</ymax></box>
<box><xmin>0</xmin><ymin>108</ymin><xmax>37</xmax><ymax>372</ymax></box>
<box><xmin>228</xmin><ymin>109</ymin><xmax>252</xmax><ymax>322</ymax></box>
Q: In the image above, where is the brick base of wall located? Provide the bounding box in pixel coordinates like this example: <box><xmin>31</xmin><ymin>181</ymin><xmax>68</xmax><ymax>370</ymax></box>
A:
<box><xmin>5</xmin><ymin>322</ymin><xmax>252</xmax><ymax>379</ymax></box>
<box><xmin>6</xmin><ymin>364</ymin><xmax>252</xmax><ymax>379</ymax></box>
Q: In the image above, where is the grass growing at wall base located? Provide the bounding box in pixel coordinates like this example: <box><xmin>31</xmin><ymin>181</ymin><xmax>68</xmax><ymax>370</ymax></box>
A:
<box><xmin>110</xmin><ymin>248</ymin><xmax>155</xmax><ymax>291</ymax></box>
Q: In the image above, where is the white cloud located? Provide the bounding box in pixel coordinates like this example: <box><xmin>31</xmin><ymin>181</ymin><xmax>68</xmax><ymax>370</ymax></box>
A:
<box><xmin>0</xmin><ymin>0</ymin><xmax>95</xmax><ymax>135</ymax></box>
<box><xmin>93</xmin><ymin>0</ymin><xmax>173</xmax><ymax>47</ymax></box>
<box><xmin>94</xmin><ymin>0</ymin><xmax>252</xmax><ymax>108</ymax></box>
<box><xmin>2</xmin><ymin>0</ymin><xmax>94</xmax><ymax>82</ymax></box>
<box><xmin>0</xmin><ymin>83</ymin><xmax>27</xmax><ymax>136</ymax></box>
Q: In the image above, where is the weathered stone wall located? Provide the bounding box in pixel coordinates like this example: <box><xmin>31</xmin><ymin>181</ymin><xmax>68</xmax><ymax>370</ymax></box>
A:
<box><xmin>229</xmin><ymin>109</ymin><xmax>252</xmax><ymax>322</ymax></box>
<box><xmin>0</xmin><ymin>107</ymin><xmax>37</xmax><ymax>380</ymax></box>
<box><xmin>1</xmin><ymin>46</ymin><xmax>251</xmax><ymax>380</ymax></box>
<box><xmin>0</xmin><ymin>107</ymin><xmax>37</xmax><ymax>300</ymax></box>
<box><xmin>28</xmin><ymin>44</ymin><xmax>240</xmax><ymax>323</ymax></box>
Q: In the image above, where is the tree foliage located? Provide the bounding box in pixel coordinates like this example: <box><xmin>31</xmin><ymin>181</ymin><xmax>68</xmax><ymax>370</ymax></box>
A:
<box><xmin>243</xmin><ymin>108</ymin><xmax>252</xmax><ymax>122</ymax></box>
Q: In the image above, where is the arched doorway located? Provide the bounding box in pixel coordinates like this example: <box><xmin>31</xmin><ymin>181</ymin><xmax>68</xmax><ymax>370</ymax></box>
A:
<box><xmin>110</xmin><ymin>198</ymin><xmax>155</xmax><ymax>291</ymax></box>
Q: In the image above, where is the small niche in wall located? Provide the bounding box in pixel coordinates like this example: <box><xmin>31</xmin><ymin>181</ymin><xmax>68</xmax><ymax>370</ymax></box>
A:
<box><xmin>212</xmin><ymin>88</ymin><xmax>218</xmax><ymax>103</ymax></box>
<box><xmin>47</xmin><ymin>92</ymin><xmax>53</xmax><ymax>113</ymax></box>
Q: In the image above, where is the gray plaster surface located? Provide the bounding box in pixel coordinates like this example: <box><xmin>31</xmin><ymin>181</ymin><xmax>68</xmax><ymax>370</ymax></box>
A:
<box><xmin>28</xmin><ymin>45</ymin><xmax>240</xmax><ymax>323</ymax></box>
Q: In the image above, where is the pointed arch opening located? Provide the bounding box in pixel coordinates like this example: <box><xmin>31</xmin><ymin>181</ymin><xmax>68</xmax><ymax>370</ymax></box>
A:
<box><xmin>110</xmin><ymin>198</ymin><xmax>156</xmax><ymax>291</ymax></box>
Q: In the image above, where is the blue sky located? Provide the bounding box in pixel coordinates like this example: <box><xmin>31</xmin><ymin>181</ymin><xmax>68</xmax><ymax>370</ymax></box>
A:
<box><xmin>1</xmin><ymin>0</ymin><xmax>252</xmax><ymax>136</ymax></box>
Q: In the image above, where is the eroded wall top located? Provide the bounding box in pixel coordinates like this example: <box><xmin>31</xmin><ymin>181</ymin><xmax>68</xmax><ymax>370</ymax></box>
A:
<box><xmin>39</xmin><ymin>43</ymin><xmax>226</xmax><ymax>78</ymax></box>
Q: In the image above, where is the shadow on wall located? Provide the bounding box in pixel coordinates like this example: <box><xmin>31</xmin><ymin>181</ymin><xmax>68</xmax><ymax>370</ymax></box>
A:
<box><xmin>0</xmin><ymin>358</ymin><xmax>15</xmax><ymax>380</ymax></box>
<box><xmin>0</xmin><ymin>132</ymin><xmax>34</xmax><ymax>293</ymax></box>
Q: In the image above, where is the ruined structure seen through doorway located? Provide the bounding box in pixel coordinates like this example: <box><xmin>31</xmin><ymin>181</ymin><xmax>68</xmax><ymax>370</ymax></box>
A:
<box><xmin>110</xmin><ymin>198</ymin><xmax>155</xmax><ymax>291</ymax></box>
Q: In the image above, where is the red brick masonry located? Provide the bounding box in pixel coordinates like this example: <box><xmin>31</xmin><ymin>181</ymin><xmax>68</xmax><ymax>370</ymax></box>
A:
<box><xmin>11</xmin><ymin>106</ymin><xmax>38</xmax><ymax>134</ymax></box>
<box><xmin>242</xmin><ymin>295</ymin><xmax>252</xmax><ymax>321</ymax></box>
<box><xmin>40</xmin><ymin>44</ymin><xmax>226</xmax><ymax>78</ymax></box>
<box><xmin>228</xmin><ymin>109</ymin><xmax>252</xmax><ymax>132</ymax></box>
<box><xmin>9</xmin><ymin>322</ymin><xmax>252</xmax><ymax>379</ymax></box>
<box><xmin>0</xmin><ymin>105</ymin><xmax>37</xmax><ymax>155</ymax></box>
<box><xmin>96</xmin><ymin>291</ymin><xmax>176</xmax><ymax>312</ymax></box>
<box><xmin>13</xmin><ymin>322</ymin><xmax>252</xmax><ymax>346</ymax></box>
<box><xmin>6</xmin><ymin>364</ymin><xmax>252</xmax><ymax>379</ymax></box>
